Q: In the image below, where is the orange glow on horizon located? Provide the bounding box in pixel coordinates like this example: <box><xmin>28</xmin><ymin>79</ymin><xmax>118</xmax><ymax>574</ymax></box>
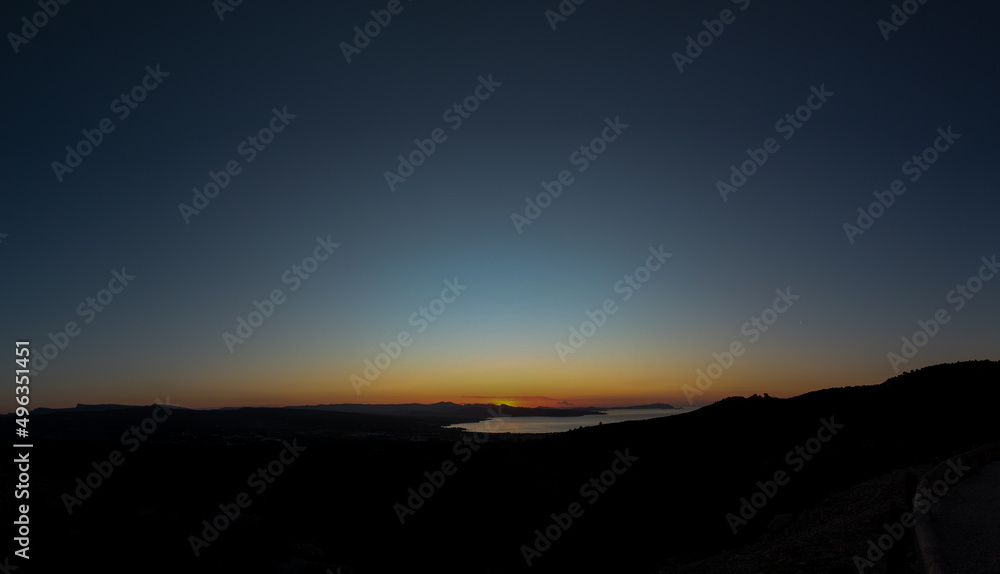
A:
<box><xmin>44</xmin><ymin>352</ymin><xmax>875</xmax><ymax>411</ymax></box>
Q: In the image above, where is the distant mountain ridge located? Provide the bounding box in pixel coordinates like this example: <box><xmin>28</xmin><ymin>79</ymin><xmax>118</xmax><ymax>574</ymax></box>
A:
<box><xmin>22</xmin><ymin>401</ymin><xmax>606</xmax><ymax>419</ymax></box>
<box><xmin>29</xmin><ymin>403</ymin><xmax>175</xmax><ymax>415</ymax></box>
<box><xmin>22</xmin><ymin>400</ymin><xmax>675</xmax><ymax>417</ymax></box>
<box><xmin>284</xmin><ymin>401</ymin><xmax>600</xmax><ymax>418</ymax></box>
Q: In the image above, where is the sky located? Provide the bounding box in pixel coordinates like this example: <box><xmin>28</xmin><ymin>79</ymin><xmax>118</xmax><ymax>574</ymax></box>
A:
<box><xmin>2</xmin><ymin>0</ymin><xmax>998</xmax><ymax>410</ymax></box>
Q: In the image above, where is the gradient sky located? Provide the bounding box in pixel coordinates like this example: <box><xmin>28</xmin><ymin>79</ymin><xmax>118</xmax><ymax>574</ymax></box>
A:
<box><xmin>2</xmin><ymin>0</ymin><xmax>998</xmax><ymax>410</ymax></box>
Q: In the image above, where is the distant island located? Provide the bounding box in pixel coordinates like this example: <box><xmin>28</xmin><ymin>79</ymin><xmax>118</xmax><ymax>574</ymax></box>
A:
<box><xmin>284</xmin><ymin>402</ymin><xmax>599</xmax><ymax>420</ymax></box>
<box><xmin>611</xmin><ymin>403</ymin><xmax>676</xmax><ymax>410</ymax></box>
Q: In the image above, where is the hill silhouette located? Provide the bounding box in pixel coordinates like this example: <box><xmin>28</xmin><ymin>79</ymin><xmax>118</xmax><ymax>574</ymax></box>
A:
<box><xmin>5</xmin><ymin>360</ymin><xmax>996</xmax><ymax>573</ymax></box>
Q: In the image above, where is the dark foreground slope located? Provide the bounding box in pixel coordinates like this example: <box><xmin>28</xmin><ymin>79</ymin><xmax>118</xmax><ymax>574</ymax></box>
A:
<box><xmin>3</xmin><ymin>360</ymin><xmax>997</xmax><ymax>573</ymax></box>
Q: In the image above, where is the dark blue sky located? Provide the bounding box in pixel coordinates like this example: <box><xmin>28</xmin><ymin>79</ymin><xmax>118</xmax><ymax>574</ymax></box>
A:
<box><xmin>2</xmin><ymin>0</ymin><xmax>997</xmax><ymax>409</ymax></box>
